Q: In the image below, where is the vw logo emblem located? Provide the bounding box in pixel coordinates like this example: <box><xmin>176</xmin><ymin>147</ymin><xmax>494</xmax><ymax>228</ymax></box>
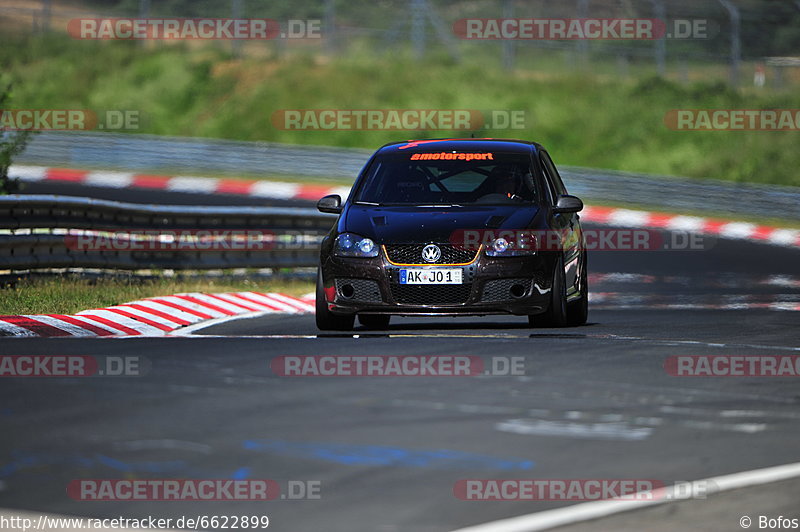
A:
<box><xmin>421</xmin><ymin>244</ymin><xmax>441</xmax><ymax>263</ymax></box>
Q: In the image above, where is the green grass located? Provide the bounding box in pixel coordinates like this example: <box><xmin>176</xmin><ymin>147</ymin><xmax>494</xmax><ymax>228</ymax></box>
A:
<box><xmin>0</xmin><ymin>276</ymin><xmax>314</xmax><ymax>315</ymax></box>
<box><xmin>3</xmin><ymin>34</ymin><xmax>800</xmax><ymax>187</ymax></box>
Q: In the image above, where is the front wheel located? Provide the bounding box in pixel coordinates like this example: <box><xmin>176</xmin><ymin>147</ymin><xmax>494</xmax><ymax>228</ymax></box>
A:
<box><xmin>567</xmin><ymin>251</ymin><xmax>588</xmax><ymax>326</ymax></box>
<box><xmin>315</xmin><ymin>269</ymin><xmax>354</xmax><ymax>331</ymax></box>
<box><xmin>529</xmin><ymin>254</ymin><xmax>568</xmax><ymax>328</ymax></box>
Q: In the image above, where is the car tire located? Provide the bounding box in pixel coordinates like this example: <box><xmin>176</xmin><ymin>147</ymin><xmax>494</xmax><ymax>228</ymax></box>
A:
<box><xmin>530</xmin><ymin>254</ymin><xmax>568</xmax><ymax>328</ymax></box>
<box><xmin>567</xmin><ymin>251</ymin><xmax>588</xmax><ymax>326</ymax></box>
<box><xmin>315</xmin><ymin>269</ymin><xmax>355</xmax><ymax>331</ymax></box>
<box><xmin>358</xmin><ymin>314</ymin><xmax>391</xmax><ymax>330</ymax></box>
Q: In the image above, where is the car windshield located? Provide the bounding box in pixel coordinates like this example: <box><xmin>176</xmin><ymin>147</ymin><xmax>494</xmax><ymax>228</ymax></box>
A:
<box><xmin>355</xmin><ymin>150</ymin><xmax>539</xmax><ymax>206</ymax></box>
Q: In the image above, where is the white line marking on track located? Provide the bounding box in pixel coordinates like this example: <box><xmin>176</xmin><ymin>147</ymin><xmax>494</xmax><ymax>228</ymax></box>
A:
<box><xmin>449</xmin><ymin>461</ymin><xmax>800</xmax><ymax>532</ymax></box>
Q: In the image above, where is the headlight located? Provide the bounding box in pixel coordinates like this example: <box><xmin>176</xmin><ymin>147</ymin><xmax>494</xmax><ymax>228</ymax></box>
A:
<box><xmin>485</xmin><ymin>235</ymin><xmax>537</xmax><ymax>257</ymax></box>
<box><xmin>334</xmin><ymin>233</ymin><xmax>379</xmax><ymax>258</ymax></box>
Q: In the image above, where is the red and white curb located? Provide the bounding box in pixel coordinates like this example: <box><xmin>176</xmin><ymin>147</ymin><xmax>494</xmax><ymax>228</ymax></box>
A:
<box><xmin>582</xmin><ymin>206</ymin><xmax>800</xmax><ymax>248</ymax></box>
<box><xmin>10</xmin><ymin>165</ymin><xmax>350</xmax><ymax>202</ymax></box>
<box><xmin>10</xmin><ymin>166</ymin><xmax>800</xmax><ymax>248</ymax></box>
<box><xmin>0</xmin><ymin>292</ymin><xmax>314</xmax><ymax>338</ymax></box>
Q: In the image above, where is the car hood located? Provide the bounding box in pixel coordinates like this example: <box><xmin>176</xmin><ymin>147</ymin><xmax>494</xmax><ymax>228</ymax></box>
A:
<box><xmin>342</xmin><ymin>204</ymin><xmax>541</xmax><ymax>243</ymax></box>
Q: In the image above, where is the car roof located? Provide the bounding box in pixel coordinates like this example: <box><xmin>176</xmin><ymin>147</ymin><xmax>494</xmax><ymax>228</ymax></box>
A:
<box><xmin>376</xmin><ymin>138</ymin><xmax>543</xmax><ymax>155</ymax></box>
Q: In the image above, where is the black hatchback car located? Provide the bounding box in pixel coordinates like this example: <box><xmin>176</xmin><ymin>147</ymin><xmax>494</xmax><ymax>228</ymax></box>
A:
<box><xmin>315</xmin><ymin>138</ymin><xmax>587</xmax><ymax>330</ymax></box>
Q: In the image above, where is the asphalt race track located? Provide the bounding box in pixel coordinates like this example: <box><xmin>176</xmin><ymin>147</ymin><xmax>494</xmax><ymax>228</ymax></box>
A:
<box><xmin>1</xmin><ymin>226</ymin><xmax>799</xmax><ymax>531</ymax></box>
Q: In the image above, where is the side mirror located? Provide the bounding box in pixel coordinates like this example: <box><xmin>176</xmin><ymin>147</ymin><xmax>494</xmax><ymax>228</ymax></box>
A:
<box><xmin>553</xmin><ymin>194</ymin><xmax>583</xmax><ymax>214</ymax></box>
<box><xmin>317</xmin><ymin>194</ymin><xmax>342</xmax><ymax>214</ymax></box>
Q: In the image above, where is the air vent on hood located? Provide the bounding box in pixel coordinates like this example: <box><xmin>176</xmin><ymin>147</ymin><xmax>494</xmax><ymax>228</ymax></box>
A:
<box><xmin>372</xmin><ymin>216</ymin><xmax>387</xmax><ymax>226</ymax></box>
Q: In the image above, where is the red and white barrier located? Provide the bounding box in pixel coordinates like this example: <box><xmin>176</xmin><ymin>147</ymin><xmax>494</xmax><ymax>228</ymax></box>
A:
<box><xmin>10</xmin><ymin>165</ymin><xmax>350</xmax><ymax>201</ymax></box>
<box><xmin>11</xmin><ymin>165</ymin><xmax>799</xmax><ymax>249</ymax></box>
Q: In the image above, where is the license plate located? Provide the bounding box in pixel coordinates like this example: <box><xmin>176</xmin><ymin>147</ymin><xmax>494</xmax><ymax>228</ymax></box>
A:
<box><xmin>399</xmin><ymin>269</ymin><xmax>462</xmax><ymax>284</ymax></box>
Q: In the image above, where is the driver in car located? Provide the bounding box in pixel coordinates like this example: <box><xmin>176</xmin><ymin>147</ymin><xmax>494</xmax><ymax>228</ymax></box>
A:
<box><xmin>489</xmin><ymin>165</ymin><xmax>522</xmax><ymax>200</ymax></box>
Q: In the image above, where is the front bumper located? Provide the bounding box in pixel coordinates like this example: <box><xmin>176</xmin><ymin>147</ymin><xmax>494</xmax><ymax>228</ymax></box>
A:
<box><xmin>320</xmin><ymin>251</ymin><xmax>553</xmax><ymax>316</ymax></box>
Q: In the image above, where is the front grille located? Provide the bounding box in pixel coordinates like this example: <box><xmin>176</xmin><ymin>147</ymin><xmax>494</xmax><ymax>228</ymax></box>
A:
<box><xmin>391</xmin><ymin>284</ymin><xmax>473</xmax><ymax>305</ymax></box>
<box><xmin>384</xmin><ymin>244</ymin><xmax>478</xmax><ymax>265</ymax></box>
<box><xmin>335</xmin><ymin>278</ymin><xmax>383</xmax><ymax>303</ymax></box>
<box><xmin>481</xmin><ymin>278</ymin><xmax>533</xmax><ymax>302</ymax></box>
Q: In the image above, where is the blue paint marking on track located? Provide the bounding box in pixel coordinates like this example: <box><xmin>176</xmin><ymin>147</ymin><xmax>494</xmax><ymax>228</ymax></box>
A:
<box><xmin>242</xmin><ymin>440</ymin><xmax>534</xmax><ymax>470</ymax></box>
<box><xmin>231</xmin><ymin>467</ymin><xmax>251</xmax><ymax>480</ymax></box>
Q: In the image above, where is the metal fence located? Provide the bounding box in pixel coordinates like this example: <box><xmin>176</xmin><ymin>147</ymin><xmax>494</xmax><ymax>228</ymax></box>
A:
<box><xmin>0</xmin><ymin>195</ymin><xmax>334</xmax><ymax>270</ymax></box>
<box><xmin>4</xmin><ymin>0</ymin><xmax>800</xmax><ymax>87</ymax></box>
<box><xmin>13</xmin><ymin>132</ymin><xmax>800</xmax><ymax>220</ymax></box>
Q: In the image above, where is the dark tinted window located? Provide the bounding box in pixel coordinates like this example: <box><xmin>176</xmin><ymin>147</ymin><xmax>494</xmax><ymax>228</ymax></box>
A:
<box><xmin>540</xmin><ymin>151</ymin><xmax>567</xmax><ymax>200</ymax></box>
<box><xmin>355</xmin><ymin>151</ymin><xmax>539</xmax><ymax>205</ymax></box>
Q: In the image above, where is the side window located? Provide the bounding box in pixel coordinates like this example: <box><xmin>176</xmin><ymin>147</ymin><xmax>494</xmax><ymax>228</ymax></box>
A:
<box><xmin>538</xmin><ymin>154</ymin><xmax>559</xmax><ymax>205</ymax></box>
<box><xmin>541</xmin><ymin>151</ymin><xmax>567</xmax><ymax>197</ymax></box>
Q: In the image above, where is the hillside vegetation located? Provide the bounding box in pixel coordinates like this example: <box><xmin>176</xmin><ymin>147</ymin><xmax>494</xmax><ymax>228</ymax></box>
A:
<box><xmin>2</xmin><ymin>35</ymin><xmax>799</xmax><ymax>187</ymax></box>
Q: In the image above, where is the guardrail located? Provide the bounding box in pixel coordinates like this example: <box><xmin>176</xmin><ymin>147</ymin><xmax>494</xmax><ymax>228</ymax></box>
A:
<box><xmin>16</xmin><ymin>132</ymin><xmax>800</xmax><ymax>220</ymax></box>
<box><xmin>16</xmin><ymin>131</ymin><xmax>372</xmax><ymax>179</ymax></box>
<box><xmin>0</xmin><ymin>195</ymin><xmax>335</xmax><ymax>271</ymax></box>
